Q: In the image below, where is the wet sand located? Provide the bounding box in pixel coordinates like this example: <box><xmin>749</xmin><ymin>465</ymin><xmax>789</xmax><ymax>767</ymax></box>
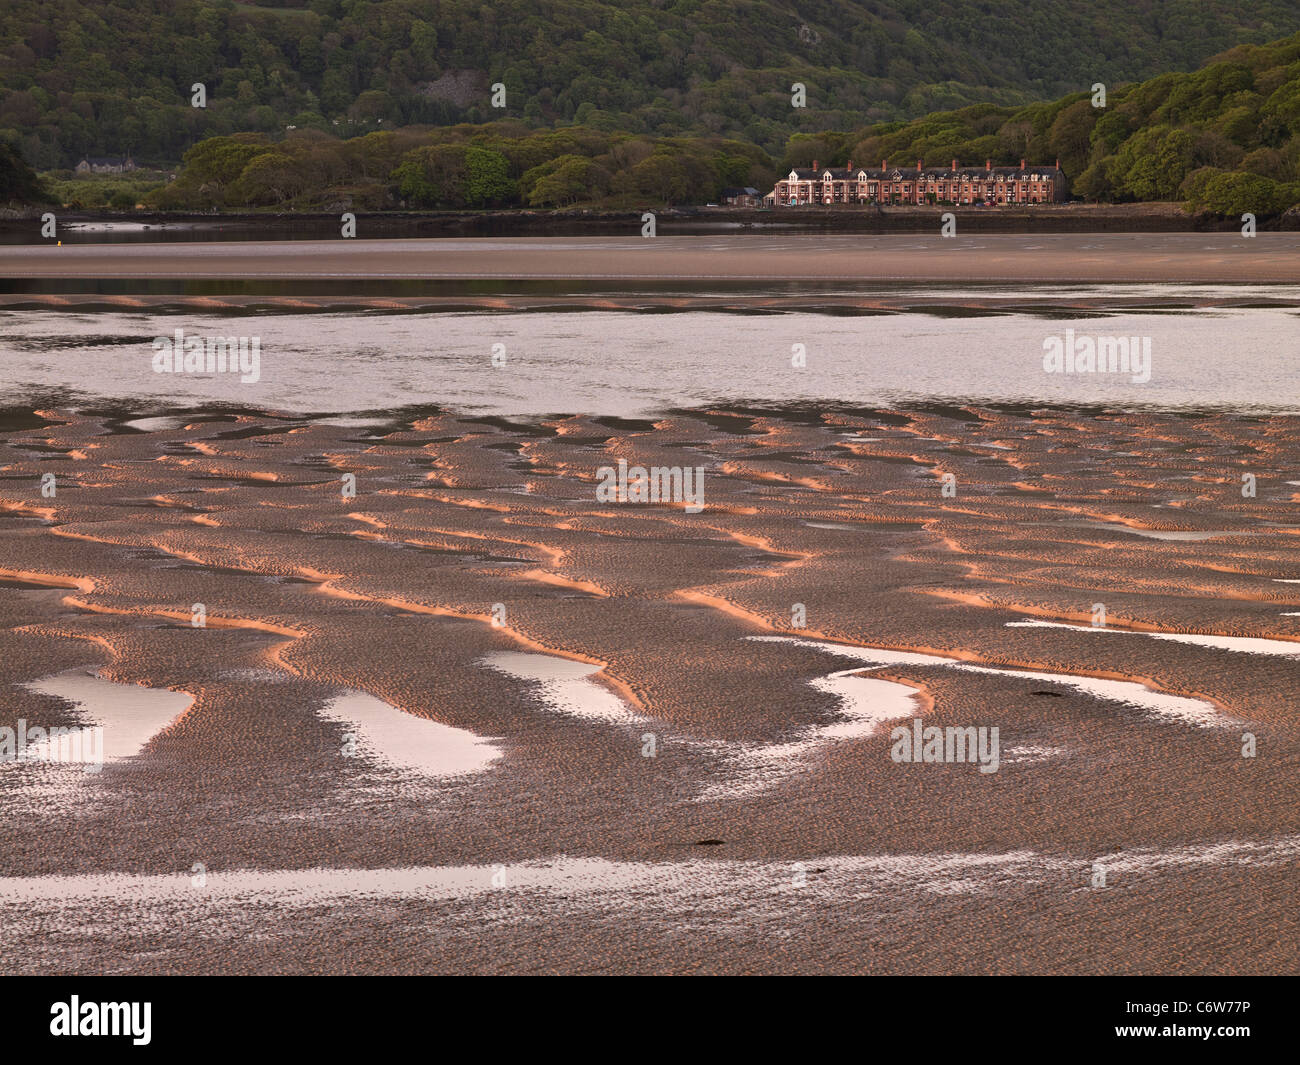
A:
<box><xmin>4</xmin><ymin>233</ymin><xmax>1300</xmax><ymax>282</ymax></box>
<box><xmin>5</xmin><ymin>288</ymin><xmax>1299</xmax><ymax>315</ymax></box>
<box><xmin>1</xmin><ymin>404</ymin><xmax>1298</xmax><ymax>973</ymax></box>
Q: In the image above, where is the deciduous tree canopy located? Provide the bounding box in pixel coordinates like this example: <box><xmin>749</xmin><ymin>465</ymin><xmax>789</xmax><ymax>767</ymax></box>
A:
<box><xmin>4</xmin><ymin>0</ymin><xmax>1300</xmax><ymax>170</ymax></box>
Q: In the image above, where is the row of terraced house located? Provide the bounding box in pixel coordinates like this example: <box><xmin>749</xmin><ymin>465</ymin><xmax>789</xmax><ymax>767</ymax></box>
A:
<box><xmin>769</xmin><ymin>159</ymin><xmax>1067</xmax><ymax>206</ymax></box>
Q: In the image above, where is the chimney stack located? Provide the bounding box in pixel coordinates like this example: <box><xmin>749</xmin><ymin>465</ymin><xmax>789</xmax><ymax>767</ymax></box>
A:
<box><xmin>847</xmin><ymin>159</ymin><xmax>853</xmax><ymax>171</ymax></box>
<box><xmin>951</xmin><ymin>157</ymin><xmax>958</xmax><ymax>172</ymax></box>
<box><xmin>1055</xmin><ymin>157</ymin><xmax>1061</xmax><ymax>170</ymax></box>
<box><xmin>881</xmin><ymin>158</ymin><xmax>887</xmax><ymax>172</ymax></box>
<box><xmin>1020</xmin><ymin>157</ymin><xmax>1026</xmax><ymax>170</ymax></box>
<box><xmin>812</xmin><ymin>159</ymin><xmax>818</xmax><ymax>172</ymax></box>
<box><xmin>985</xmin><ymin>158</ymin><xmax>992</xmax><ymax>171</ymax></box>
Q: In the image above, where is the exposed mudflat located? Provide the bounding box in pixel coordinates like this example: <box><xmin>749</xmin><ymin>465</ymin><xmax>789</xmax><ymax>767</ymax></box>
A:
<box><xmin>5</xmin><ymin>232</ymin><xmax>1300</xmax><ymax>282</ymax></box>
<box><xmin>1</xmin><ymin>403</ymin><xmax>1297</xmax><ymax>973</ymax></box>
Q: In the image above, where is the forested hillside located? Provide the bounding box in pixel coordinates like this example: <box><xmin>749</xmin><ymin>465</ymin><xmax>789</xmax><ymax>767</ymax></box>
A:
<box><xmin>91</xmin><ymin>31</ymin><xmax>1297</xmax><ymax>217</ymax></box>
<box><xmin>798</xmin><ymin>33</ymin><xmax>1300</xmax><ymax>215</ymax></box>
<box><xmin>3</xmin><ymin>0</ymin><xmax>1299</xmax><ymax>169</ymax></box>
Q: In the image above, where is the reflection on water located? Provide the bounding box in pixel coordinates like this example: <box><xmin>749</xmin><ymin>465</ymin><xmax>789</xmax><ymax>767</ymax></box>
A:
<box><xmin>14</xmin><ymin>668</ymin><xmax>193</xmax><ymax>763</ymax></box>
<box><xmin>4</xmin><ymin>275</ymin><xmax>1300</xmax><ymax>304</ymax></box>
<box><xmin>317</xmin><ymin>690</ymin><xmax>502</xmax><ymax>778</ymax></box>
<box><xmin>0</xmin><ymin>217</ymin><xmax>788</xmax><ymax>246</ymax></box>
<box><xmin>481</xmin><ymin>651</ymin><xmax>640</xmax><ymax>725</ymax></box>
<box><xmin>753</xmin><ymin>636</ymin><xmax>1227</xmax><ymax>729</ymax></box>
<box><xmin>1008</xmin><ymin>619</ymin><xmax>1300</xmax><ymax>658</ymax></box>
<box><xmin>1</xmin><ymin>305</ymin><xmax>1298</xmax><ymax>416</ymax></box>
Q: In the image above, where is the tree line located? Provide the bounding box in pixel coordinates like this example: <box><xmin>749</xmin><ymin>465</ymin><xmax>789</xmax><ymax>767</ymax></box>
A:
<box><xmin>4</xmin><ymin>0</ymin><xmax>1300</xmax><ymax>171</ymax></box>
<box><xmin>7</xmin><ymin>31</ymin><xmax>1300</xmax><ymax>218</ymax></box>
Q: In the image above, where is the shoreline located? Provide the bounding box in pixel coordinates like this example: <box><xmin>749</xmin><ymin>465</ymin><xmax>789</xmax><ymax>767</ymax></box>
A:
<box><xmin>3</xmin><ymin>201</ymin><xmax>1295</xmax><ymax>239</ymax></box>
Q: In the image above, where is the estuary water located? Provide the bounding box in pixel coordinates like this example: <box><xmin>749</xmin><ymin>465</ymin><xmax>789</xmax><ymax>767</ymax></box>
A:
<box><xmin>1</xmin><ymin>298</ymin><xmax>1298</xmax><ymax>417</ymax></box>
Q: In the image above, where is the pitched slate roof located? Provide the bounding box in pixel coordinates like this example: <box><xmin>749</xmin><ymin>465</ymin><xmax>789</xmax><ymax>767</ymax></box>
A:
<box><xmin>786</xmin><ymin>165</ymin><xmax>1062</xmax><ymax>181</ymax></box>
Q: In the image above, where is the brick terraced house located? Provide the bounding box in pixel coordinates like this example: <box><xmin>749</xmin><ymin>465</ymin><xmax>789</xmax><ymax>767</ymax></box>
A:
<box><xmin>770</xmin><ymin>158</ymin><xmax>1067</xmax><ymax>206</ymax></box>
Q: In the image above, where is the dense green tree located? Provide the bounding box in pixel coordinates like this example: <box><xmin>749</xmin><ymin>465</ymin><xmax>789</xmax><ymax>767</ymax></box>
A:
<box><xmin>1112</xmin><ymin>126</ymin><xmax>1197</xmax><ymax>201</ymax></box>
<box><xmin>462</xmin><ymin>146</ymin><xmax>514</xmax><ymax>207</ymax></box>
<box><xmin>1182</xmin><ymin>169</ymin><xmax>1299</xmax><ymax>214</ymax></box>
<box><xmin>0</xmin><ymin>139</ymin><xmax>47</xmax><ymax>202</ymax></box>
<box><xmin>1046</xmin><ymin>100</ymin><xmax>1096</xmax><ymax>179</ymax></box>
<box><xmin>626</xmin><ymin>152</ymin><xmax>689</xmax><ymax>203</ymax></box>
<box><xmin>1073</xmin><ymin>156</ymin><xmax>1117</xmax><ymax>201</ymax></box>
<box><xmin>525</xmin><ymin>154</ymin><xmax>604</xmax><ymax>206</ymax></box>
<box><xmin>232</xmin><ymin>151</ymin><xmax>299</xmax><ymax>204</ymax></box>
<box><xmin>7</xmin><ymin>0</ymin><xmax>1300</xmax><ymax>168</ymax></box>
<box><xmin>392</xmin><ymin>143</ymin><xmax>471</xmax><ymax>207</ymax></box>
